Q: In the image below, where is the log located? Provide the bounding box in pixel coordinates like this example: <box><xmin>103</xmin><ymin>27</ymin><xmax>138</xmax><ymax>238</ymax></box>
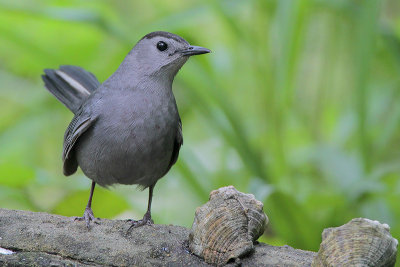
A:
<box><xmin>0</xmin><ymin>208</ymin><xmax>316</xmax><ymax>266</ymax></box>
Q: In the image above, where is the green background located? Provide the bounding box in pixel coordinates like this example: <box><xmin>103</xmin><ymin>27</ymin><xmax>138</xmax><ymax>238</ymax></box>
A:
<box><xmin>0</xmin><ymin>0</ymin><xmax>399</xmax><ymax>257</ymax></box>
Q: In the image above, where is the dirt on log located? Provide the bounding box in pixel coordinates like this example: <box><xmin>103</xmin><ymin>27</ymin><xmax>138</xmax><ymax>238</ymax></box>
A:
<box><xmin>0</xmin><ymin>209</ymin><xmax>316</xmax><ymax>266</ymax></box>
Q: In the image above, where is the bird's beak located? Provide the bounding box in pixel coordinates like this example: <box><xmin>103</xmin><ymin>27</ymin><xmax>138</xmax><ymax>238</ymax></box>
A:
<box><xmin>181</xmin><ymin>45</ymin><xmax>211</xmax><ymax>56</ymax></box>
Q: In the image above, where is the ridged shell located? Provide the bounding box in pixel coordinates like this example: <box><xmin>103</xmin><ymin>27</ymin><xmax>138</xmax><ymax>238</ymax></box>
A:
<box><xmin>312</xmin><ymin>218</ymin><xmax>398</xmax><ymax>267</ymax></box>
<box><xmin>189</xmin><ymin>186</ymin><xmax>268</xmax><ymax>266</ymax></box>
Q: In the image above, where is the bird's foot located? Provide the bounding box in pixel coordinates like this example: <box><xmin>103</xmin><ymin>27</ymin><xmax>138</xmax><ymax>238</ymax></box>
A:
<box><xmin>128</xmin><ymin>212</ymin><xmax>153</xmax><ymax>230</ymax></box>
<box><xmin>74</xmin><ymin>207</ymin><xmax>100</xmax><ymax>228</ymax></box>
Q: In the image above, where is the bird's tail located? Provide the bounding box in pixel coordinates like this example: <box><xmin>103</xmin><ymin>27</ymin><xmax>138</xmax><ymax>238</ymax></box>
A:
<box><xmin>42</xmin><ymin>65</ymin><xmax>100</xmax><ymax>114</ymax></box>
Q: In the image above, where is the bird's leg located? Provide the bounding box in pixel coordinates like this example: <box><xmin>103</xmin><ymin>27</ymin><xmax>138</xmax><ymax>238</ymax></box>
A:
<box><xmin>75</xmin><ymin>181</ymin><xmax>99</xmax><ymax>228</ymax></box>
<box><xmin>129</xmin><ymin>184</ymin><xmax>155</xmax><ymax>229</ymax></box>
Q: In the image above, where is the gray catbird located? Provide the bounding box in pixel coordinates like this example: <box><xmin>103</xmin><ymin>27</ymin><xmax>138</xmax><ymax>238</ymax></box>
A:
<box><xmin>41</xmin><ymin>31</ymin><xmax>210</xmax><ymax>228</ymax></box>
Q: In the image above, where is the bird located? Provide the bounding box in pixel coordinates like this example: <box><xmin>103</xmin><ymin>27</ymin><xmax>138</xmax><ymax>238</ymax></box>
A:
<box><xmin>41</xmin><ymin>31</ymin><xmax>210</xmax><ymax>228</ymax></box>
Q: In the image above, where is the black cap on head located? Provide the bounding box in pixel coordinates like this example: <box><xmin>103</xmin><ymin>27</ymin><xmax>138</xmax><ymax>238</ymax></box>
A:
<box><xmin>140</xmin><ymin>31</ymin><xmax>187</xmax><ymax>44</ymax></box>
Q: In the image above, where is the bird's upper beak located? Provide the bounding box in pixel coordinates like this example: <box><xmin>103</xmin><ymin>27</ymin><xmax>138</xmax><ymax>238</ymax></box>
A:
<box><xmin>181</xmin><ymin>45</ymin><xmax>211</xmax><ymax>56</ymax></box>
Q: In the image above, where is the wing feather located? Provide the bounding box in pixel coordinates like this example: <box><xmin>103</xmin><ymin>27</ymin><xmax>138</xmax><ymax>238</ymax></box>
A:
<box><xmin>63</xmin><ymin>114</ymin><xmax>94</xmax><ymax>176</ymax></box>
<box><xmin>168</xmin><ymin>118</ymin><xmax>183</xmax><ymax>169</ymax></box>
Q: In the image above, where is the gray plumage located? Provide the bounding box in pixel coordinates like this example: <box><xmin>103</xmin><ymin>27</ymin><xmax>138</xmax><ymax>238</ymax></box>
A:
<box><xmin>42</xmin><ymin>31</ymin><xmax>210</xmax><ymax>227</ymax></box>
<box><xmin>42</xmin><ymin>65</ymin><xmax>99</xmax><ymax>114</ymax></box>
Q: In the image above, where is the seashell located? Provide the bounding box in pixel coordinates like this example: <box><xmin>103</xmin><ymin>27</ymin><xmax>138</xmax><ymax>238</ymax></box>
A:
<box><xmin>189</xmin><ymin>185</ymin><xmax>268</xmax><ymax>266</ymax></box>
<box><xmin>312</xmin><ymin>218</ymin><xmax>398</xmax><ymax>267</ymax></box>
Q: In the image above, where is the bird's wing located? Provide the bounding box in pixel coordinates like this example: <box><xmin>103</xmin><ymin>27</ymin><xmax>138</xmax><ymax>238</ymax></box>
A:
<box><xmin>168</xmin><ymin>118</ymin><xmax>183</xmax><ymax>169</ymax></box>
<box><xmin>62</xmin><ymin>112</ymin><xmax>95</xmax><ymax>176</ymax></box>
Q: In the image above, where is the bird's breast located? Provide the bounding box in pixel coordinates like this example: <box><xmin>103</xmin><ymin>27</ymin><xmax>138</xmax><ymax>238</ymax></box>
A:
<box><xmin>76</xmin><ymin>89</ymin><xmax>179</xmax><ymax>186</ymax></box>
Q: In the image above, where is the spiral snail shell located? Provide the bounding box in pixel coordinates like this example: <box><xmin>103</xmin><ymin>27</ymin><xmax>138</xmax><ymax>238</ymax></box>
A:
<box><xmin>312</xmin><ymin>218</ymin><xmax>398</xmax><ymax>267</ymax></box>
<box><xmin>189</xmin><ymin>186</ymin><xmax>268</xmax><ymax>266</ymax></box>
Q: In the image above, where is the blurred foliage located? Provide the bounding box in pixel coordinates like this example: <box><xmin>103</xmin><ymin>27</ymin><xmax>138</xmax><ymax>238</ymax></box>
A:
<box><xmin>0</xmin><ymin>0</ymin><xmax>400</xmax><ymax>255</ymax></box>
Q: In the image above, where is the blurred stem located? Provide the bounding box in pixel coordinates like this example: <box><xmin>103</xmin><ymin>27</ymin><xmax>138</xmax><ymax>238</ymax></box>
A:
<box><xmin>205</xmin><ymin>0</ymin><xmax>243</xmax><ymax>38</ymax></box>
<box><xmin>0</xmin><ymin>23</ymin><xmax>58</xmax><ymax>63</ymax></box>
<box><xmin>0</xmin><ymin>3</ymin><xmax>132</xmax><ymax>45</ymax></box>
<box><xmin>271</xmin><ymin>0</ymin><xmax>309</xmax><ymax>179</ymax></box>
<box><xmin>181</xmin><ymin>72</ymin><xmax>268</xmax><ymax>182</ymax></box>
<box><xmin>354</xmin><ymin>0</ymin><xmax>379</xmax><ymax>173</ymax></box>
<box><xmin>176</xmin><ymin>154</ymin><xmax>210</xmax><ymax>202</ymax></box>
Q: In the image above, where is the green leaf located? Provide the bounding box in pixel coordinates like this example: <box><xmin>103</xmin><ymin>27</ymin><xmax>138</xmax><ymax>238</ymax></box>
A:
<box><xmin>0</xmin><ymin>186</ymin><xmax>36</xmax><ymax>210</ymax></box>
<box><xmin>0</xmin><ymin>162</ymin><xmax>34</xmax><ymax>187</ymax></box>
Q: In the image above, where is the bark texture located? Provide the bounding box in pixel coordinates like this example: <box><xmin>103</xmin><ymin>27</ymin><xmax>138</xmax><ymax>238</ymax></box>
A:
<box><xmin>0</xmin><ymin>209</ymin><xmax>315</xmax><ymax>266</ymax></box>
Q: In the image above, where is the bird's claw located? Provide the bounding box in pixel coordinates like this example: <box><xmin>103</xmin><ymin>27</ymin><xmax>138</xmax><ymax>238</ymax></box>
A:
<box><xmin>74</xmin><ymin>207</ymin><xmax>99</xmax><ymax>228</ymax></box>
<box><xmin>128</xmin><ymin>212</ymin><xmax>153</xmax><ymax>231</ymax></box>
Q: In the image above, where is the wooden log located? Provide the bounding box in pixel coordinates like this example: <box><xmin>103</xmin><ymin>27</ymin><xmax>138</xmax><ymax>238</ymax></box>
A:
<box><xmin>0</xmin><ymin>209</ymin><xmax>315</xmax><ymax>266</ymax></box>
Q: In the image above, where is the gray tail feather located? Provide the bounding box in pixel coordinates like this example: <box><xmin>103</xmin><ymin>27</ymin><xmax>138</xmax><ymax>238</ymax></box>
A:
<box><xmin>42</xmin><ymin>65</ymin><xmax>100</xmax><ymax>114</ymax></box>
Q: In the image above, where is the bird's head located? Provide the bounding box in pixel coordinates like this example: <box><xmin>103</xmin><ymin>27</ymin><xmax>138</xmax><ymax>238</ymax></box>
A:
<box><xmin>127</xmin><ymin>31</ymin><xmax>211</xmax><ymax>80</ymax></box>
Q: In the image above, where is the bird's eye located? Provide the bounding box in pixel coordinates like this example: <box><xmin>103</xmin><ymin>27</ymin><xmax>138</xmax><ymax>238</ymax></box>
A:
<box><xmin>156</xmin><ymin>41</ymin><xmax>168</xmax><ymax>51</ymax></box>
